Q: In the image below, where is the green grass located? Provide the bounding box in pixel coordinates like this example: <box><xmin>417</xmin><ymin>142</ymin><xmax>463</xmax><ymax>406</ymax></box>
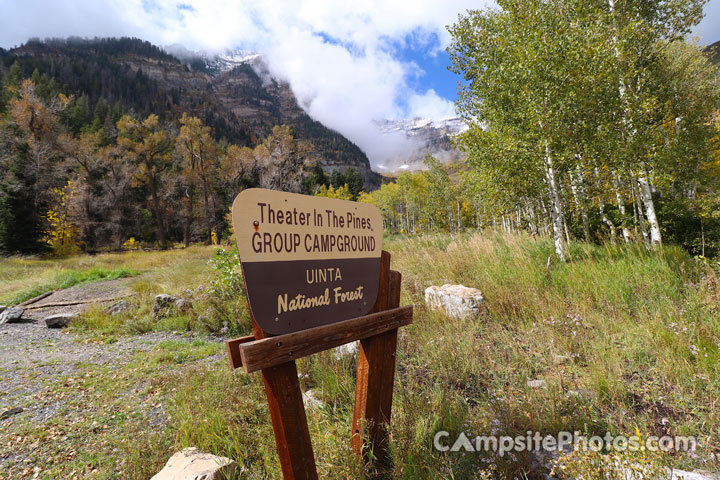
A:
<box><xmin>150</xmin><ymin>233</ymin><xmax>719</xmax><ymax>478</ymax></box>
<box><xmin>144</xmin><ymin>339</ymin><xmax>223</xmax><ymax>365</ymax></box>
<box><xmin>0</xmin><ymin>245</ymin><xmax>218</xmax><ymax>304</ymax></box>
<box><xmin>2</xmin><ymin>267</ymin><xmax>139</xmax><ymax>305</ymax></box>
<box><xmin>379</xmin><ymin>233</ymin><xmax>720</xmax><ymax>476</ymax></box>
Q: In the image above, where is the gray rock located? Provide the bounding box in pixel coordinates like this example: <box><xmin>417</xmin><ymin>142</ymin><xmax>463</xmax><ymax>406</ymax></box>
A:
<box><xmin>334</xmin><ymin>340</ymin><xmax>359</xmax><ymax>360</ymax></box>
<box><xmin>0</xmin><ymin>305</ymin><xmax>7</xmax><ymax>314</ymax></box>
<box><xmin>0</xmin><ymin>307</ymin><xmax>25</xmax><ymax>324</ymax></box>
<box><xmin>566</xmin><ymin>389</ymin><xmax>594</xmax><ymax>401</ymax></box>
<box><xmin>527</xmin><ymin>379</ymin><xmax>547</xmax><ymax>389</ymax></box>
<box><xmin>302</xmin><ymin>389</ymin><xmax>324</xmax><ymax>410</ymax></box>
<box><xmin>151</xmin><ymin>447</ymin><xmax>237</xmax><ymax>480</ymax></box>
<box><xmin>154</xmin><ymin>294</ymin><xmax>177</xmax><ymax>311</ymax></box>
<box><xmin>174</xmin><ymin>298</ymin><xmax>193</xmax><ymax>312</ymax></box>
<box><xmin>107</xmin><ymin>300</ymin><xmax>130</xmax><ymax>315</ymax></box>
<box><xmin>1</xmin><ymin>407</ymin><xmax>23</xmax><ymax>420</ymax></box>
<box><xmin>670</xmin><ymin>470</ymin><xmax>720</xmax><ymax>480</ymax></box>
<box><xmin>424</xmin><ymin>284</ymin><xmax>484</xmax><ymax>318</ymax></box>
<box><xmin>45</xmin><ymin>313</ymin><xmax>76</xmax><ymax>328</ymax></box>
<box><xmin>153</xmin><ymin>294</ymin><xmax>178</xmax><ymax>318</ymax></box>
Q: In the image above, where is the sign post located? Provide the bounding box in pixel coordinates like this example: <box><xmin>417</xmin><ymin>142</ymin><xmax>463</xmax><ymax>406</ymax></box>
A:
<box><xmin>225</xmin><ymin>189</ymin><xmax>412</xmax><ymax>479</ymax></box>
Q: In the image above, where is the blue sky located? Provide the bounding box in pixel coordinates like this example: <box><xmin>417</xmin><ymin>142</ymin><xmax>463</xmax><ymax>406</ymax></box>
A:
<box><xmin>693</xmin><ymin>0</ymin><xmax>720</xmax><ymax>46</ymax></box>
<box><xmin>404</xmin><ymin>2</ymin><xmax>720</xmax><ymax>107</ymax></box>
<box><xmin>391</xmin><ymin>31</ymin><xmax>458</xmax><ymax>107</ymax></box>
<box><xmin>0</xmin><ymin>0</ymin><xmax>717</xmax><ymax>164</ymax></box>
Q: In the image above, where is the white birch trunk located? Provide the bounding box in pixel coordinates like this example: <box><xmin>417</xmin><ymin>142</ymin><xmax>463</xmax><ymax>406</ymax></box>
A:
<box><xmin>632</xmin><ymin>174</ymin><xmax>651</xmax><ymax>249</ymax></box>
<box><xmin>544</xmin><ymin>148</ymin><xmax>567</xmax><ymax>261</ymax></box>
<box><xmin>636</xmin><ymin>167</ymin><xmax>661</xmax><ymax>246</ymax></box>
<box><xmin>569</xmin><ymin>166</ymin><xmax>590</xmax><ymax>241</ymax></box>
<box><xmin>613</xmin><ymin>172</ymin><xmax>632</xmax><ymax>243</ymax></box>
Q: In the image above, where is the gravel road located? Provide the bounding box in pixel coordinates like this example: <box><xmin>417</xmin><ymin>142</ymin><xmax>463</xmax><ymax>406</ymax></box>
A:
<box><xmin>0</xmin><ymin>321</ymin><xmax>225</xmax><ymax>423</ymax></box>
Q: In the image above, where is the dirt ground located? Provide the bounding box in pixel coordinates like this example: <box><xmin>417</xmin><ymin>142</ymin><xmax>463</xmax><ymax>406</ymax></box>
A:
<box><xmin>0</xmin><ymin>279</ymin><xmax>228</xmax><ymax>479</ymax></box>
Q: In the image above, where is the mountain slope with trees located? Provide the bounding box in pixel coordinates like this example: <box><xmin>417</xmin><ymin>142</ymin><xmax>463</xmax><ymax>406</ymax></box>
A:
<box><xmin>706</xmin><ymin>39</ymin><xmax>720</xmax><ymax>66</ymax></box>
<box><xmin>0</xmin><ymin>37</ymin><xmax>378</xmax><ymax>186</ymax></box>
<box><xmin>0</xmin><ymin>37</ymin><xmax>377</xmax><ymax>253</ymax></box>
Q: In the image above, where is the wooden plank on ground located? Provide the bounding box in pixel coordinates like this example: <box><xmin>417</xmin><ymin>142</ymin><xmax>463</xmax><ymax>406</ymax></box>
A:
<box><xmin>24</xmin><ymin>293</ymin><xmax>135</xmax><ymax>309</ymax></box>
<box><xmin>17</xmin><ymin>291</ymin><xmax>54</xmax><ymax>307</ymax></box>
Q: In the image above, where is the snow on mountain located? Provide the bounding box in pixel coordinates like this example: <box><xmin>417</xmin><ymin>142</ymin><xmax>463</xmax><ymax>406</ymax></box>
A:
<box><xmin>163</xmin><ymin>45</ymin><xmax>263</xmax><ymax>75</ymax></box>
<box><xmin>205</xmin><ymin>49</ymin><xmax>262</xmax><ymax>73</ymax></box>
<box><xmin>164</xmin><ymin>46</ymin><xmax>467</xmax><ymax>176</ymax></box>
<box><xmin>374</xmin><ymin>117</ymin><xmax>468</xmax><ymax>172</ymax></box>
<box><xmin>378</xmin><ymin>117</ymin><xmax>467</xmax><ymax>136</ymax></box>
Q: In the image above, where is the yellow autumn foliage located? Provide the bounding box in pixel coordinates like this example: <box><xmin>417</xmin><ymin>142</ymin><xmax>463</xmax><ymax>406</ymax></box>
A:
<box><xmin>315</xmin><ymin>184</ymin><xmax>353</xmax><ymax>200</ymax></box>
<box><xmin>45</xmin><ymin>180</ymin><xmax>81</xmax><ymax>256</ymax></box>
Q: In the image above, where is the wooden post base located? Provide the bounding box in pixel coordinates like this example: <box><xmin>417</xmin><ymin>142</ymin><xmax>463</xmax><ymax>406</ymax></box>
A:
<box><xmin>351</xmin><ymin>253</ymin><xmax>402</xmax><ymax>473</ymax></box>
<box><xmin>262</xmin><ymin>360</ymin><xmax>318</xmax><ymax>480</ymax></box>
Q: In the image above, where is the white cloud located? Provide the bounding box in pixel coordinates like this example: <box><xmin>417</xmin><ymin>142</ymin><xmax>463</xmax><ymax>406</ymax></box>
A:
<box><xmin>692</xmin><ymin>0</ymin><xmax>720</xmax><ymax>46</ymax></box>
<box><xmin>3</xmin><ymin>0</ymin><xmax>716</xmax><ymax>165</ymax></box>
<box><xmin>0</xmin><ymin>0</ymin><xmax>489</xmax><ymax>165</ymax></box>
<box><xmin>406</xmin><ymin>89</ymin><xmax>457</xmax><ymax>120</ymax></box>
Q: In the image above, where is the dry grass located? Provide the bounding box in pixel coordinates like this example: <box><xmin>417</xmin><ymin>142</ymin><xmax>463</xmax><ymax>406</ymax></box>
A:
<box><xmin>0</xmin><ymin>246</ymin><xmax>217</xmax><ymax>304</ymax></box>
<box><xmin>2</xmin><ymin>233</ymin><xmax>719</xmax><ymax>478</ymax></box>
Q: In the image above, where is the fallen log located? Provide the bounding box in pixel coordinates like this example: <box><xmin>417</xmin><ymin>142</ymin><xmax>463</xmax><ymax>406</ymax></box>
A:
<box><xmin>24</xmin><ymin>293</ymin><xmax>135</xmax><ymax>309</ymax></box>
<box><xmin>17</xmin><ymin>291</ymin><xmax>54</xmax><ymax>307</ymax></box>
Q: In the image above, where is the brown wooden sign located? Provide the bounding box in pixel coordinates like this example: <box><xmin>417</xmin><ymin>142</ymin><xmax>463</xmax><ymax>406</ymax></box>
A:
<box><xmin>232</xmin><ymin>188</ymin><xmax>383</xmax><ymax>335</ymax></box>
<box><xmin>227</xmin><ymin>188</ymin><xmax>411</xmax><ymax>480</ymax></box>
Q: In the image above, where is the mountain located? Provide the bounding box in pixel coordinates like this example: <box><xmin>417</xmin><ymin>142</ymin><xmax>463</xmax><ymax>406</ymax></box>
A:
<box><xmin>1</xmin><ymin>37</ymin><xmax>380</xmax><ymax>189</ymax></box>
<box><xmin>374</xmin><ymin>117</ymin><xmax>467</xmax><ymax>173</ymax></box>
<box><xmin>705</xmin><ymin>40</ymin><xmax>720</xmax><ymax>67</ymax></box>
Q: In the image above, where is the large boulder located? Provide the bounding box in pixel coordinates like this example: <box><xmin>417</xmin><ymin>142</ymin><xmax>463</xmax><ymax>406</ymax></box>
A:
<box><xmin>153</xmin><ymin>294</ymin><xmax>178</xmax><ymax>318</ymax></box>
<box><xmin>424</xmin><ymin>284</ymin><xmax>484</xmax><ymax>319</ymax></box>
<box><xmin>334</xmin><ymin>340</ymin><xmax>359</xmax><ymax>360</ymax></box>
<box><xmin>153</xmin><ymin>294</ymin><xmax>192</xmax><ymax>318</ymax></box>
<box><xmin>151</xmin><ymin>447</ymin><xmax>237</xmax><ymax>480</ymax></box>
<box><xmin>0</xmin><ymin>307</ymin><xmax>25</xmax><ymax>324</ymax></box>
<box><xmin>45</xmin><ymin>313</ymin><xmax>76</xmax><ymax>328</ymax></box>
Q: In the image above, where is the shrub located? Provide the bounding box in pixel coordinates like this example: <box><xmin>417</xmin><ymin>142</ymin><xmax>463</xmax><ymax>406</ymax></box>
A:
<box><xmin>205</xmin><ymin>248</ymin><xmax>251</xmax><ymax>335</ymax></box>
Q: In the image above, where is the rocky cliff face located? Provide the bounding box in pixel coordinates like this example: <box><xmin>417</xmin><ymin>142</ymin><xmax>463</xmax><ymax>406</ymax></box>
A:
<box><xmin>705</xmin><ymin>40</ymin><xmax>720</xmax><ymax>67</ymax></box>
<box><xmin>170</xmin><ymin>48</ymin><xmax>382</xmax><ymax>188</ymax></box>
<box><xmin>375</xmin><ymin>117</ymin><xmax>468</xmax><ymax>173</ymax></box>
<box><xmin>4</xmin><ymin>39</ymin><xmax>381</xmax><ymax>189</ymax></box>
<box><xmin>192</xmin><ymin>50</ymin><xmax>382</xmax><ymax>187</ymax></box>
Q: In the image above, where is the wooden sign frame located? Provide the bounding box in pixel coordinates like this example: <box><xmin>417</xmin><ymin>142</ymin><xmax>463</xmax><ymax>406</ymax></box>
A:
<box><xmin>226</xmin><ymin>251</ymin><xmax>412</xmax><ymax>479</ymax></box>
